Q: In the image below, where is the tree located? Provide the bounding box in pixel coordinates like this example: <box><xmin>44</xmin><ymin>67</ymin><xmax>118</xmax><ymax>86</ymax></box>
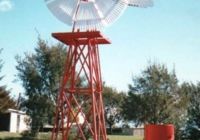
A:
<box><xmin>0</xmin><ymin>49</ymin><xmax>16</xmax><ymax>113</ymax></box>
<box><xmin>122</xmin><ymin>63</ymin><xmax>179</xmax><ymax>125</ymax></box>
<box><xmin>183</xmin><ymin>82</ymin><xmax>200</xmax><ymax>140</ymax></box>
<box><xmin>103</xmin><ymin>85</ymin><xmax>125</xmax><ymax>134</ymax></box>
<box><xmin>122</xmin><ymin>63</ymin><xmax>190</xmax><ymax>140</ymax></box>
<box><xmin>172</xmin><ymin>82</ymin><xmax>191</xmax><ymax>139</ymax></box>
<box><xmin>16</xmin><ymin>38</ymin><xmax>67</xmax><ymax>135</ymax></box>
<box><xmin>0</xmin><ymin>87</ymin><xmax>16</xmax><ymax>113</ymax></box>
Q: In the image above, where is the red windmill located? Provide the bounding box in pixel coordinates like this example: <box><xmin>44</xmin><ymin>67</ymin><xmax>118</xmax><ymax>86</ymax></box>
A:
<box><xmin>45</xmin><ymin>0</ymin><xmax>153</xmax><ymax>139</ymax></box>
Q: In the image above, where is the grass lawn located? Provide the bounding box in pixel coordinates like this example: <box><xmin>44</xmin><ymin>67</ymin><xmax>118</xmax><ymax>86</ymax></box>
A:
<box><xmin>0</xmin><ymin>132</ymin><xmax>21</xmax><ymax>139</ymax></box>
<box><xmin>108</xmin><ymin>135</ymin><xmax>143</xmax><ymax>140</ymax></box>
<box><xmin>0</xmin><ymin>132</ymin><xmax>143</xmax><ymax>140</ymax></box>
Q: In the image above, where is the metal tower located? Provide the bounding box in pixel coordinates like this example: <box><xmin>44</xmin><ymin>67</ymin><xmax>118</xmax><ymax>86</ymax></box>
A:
<box><xmin>51</xmin><ymin>31</ymin><xmax>110</xmax><ymax>140</ymax></box>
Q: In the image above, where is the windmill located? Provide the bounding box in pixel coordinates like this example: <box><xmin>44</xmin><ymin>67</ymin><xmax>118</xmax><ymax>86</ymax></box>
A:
<box><xmin>45</xmin><ymin>0</ymin><xmax>153</xmax><ymax>139</ymax></box>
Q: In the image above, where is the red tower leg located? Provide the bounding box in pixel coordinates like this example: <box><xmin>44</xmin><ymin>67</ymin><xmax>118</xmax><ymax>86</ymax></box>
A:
<box><xmin>51</xmin><ymin>31</ymin><xmax>111</xmax><ymax>140</ymax></box>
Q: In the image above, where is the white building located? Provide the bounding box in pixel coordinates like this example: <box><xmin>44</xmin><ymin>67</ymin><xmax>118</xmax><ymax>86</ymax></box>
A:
<box><xmin>0</xmin><ymin>109</ymin><xmax>30</xmax><ymax>133</ymax></box>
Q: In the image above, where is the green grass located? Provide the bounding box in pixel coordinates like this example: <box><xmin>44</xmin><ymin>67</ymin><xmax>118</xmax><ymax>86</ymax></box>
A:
<box><xmin>108</xmin><ymin>135</ymin><xmax>143</xmax><ymax>140</ymax></box>
<box><xmin>0</xmin><ymin>132</ymin><xmax>143</xmax><ymax>140</ymax></box>
<box><xmin>0</xmin><ymin>132</ymin><xmax>50</xmax><ymax>140</ymax></box>
<box><xmin>0</xmin><ymin>132</ymin><xmax>21</xmax><ymax>139</ymax></box>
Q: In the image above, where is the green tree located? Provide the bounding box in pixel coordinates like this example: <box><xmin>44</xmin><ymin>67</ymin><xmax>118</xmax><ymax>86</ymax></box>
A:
<box><xmin>0</xmin><ymin>87</ymin><xmax>16</xmax><ymax>113</ymax></box>
<box><xmin>173</xmin><ymin>82</ymin><xmax>191</xmax><ymax>139</ymax></box>
<box><xmin>16</xmin><ymin>38</ymin><xmax>66</xmax><ymax>136</ymax></box>
<box><xmin>0</xmin><ymin>50</ymin><xmax>16</xmax><ymax>113</ymax></box>
<box><xmin>183</xmin><ymin>82</ymin><xmax>200</xmax><ymax>140</ymax></box>
<box><xmin>103</xmin><ymin>85</ymin><xmax>125</xmax><ymax>134</ymax></box>
<box><xmin>122</xmin><ymin>63</ymin><xmax>188</xmax><ymax>139</ymax></box>
<box><xmin>122</xmin><ymin>63</ymin><xmax>179</xmax><ymax>125</ymax></box>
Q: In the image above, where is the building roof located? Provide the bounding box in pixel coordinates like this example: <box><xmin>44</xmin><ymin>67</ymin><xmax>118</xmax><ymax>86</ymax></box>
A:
<box><xmin>5</xmin><ymin>108</ymin><xmax>26</xmax><ymax>115</ymax></box>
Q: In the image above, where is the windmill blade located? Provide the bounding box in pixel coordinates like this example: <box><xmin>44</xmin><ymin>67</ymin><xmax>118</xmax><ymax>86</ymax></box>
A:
<box><xmin>45</xmin><ymin>0</ymin><xmax>128</xmax><ymax>30</ymax></box>
<box><xmin>46</xmin><ymin>0</ymin><xmax>78</xmax><ymax>25</ymax></box>
<box><xmin>128</xmin><ymin>0</ymin><xmax>153</xmax><ymax>8</ymax></box>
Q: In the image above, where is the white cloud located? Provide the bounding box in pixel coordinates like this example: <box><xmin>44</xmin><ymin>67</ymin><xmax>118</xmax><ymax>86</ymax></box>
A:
<box><xmin>0</xmin><ymin>0</ymin><xmax>13</xmax><ymax>12</ymax></box>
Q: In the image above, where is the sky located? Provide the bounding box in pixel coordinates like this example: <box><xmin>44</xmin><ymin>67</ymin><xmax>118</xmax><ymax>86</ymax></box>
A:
<box><xmin>0</xmin><ymin>0</ymin><xmax>200</xmax><ymax>98</ymax></box>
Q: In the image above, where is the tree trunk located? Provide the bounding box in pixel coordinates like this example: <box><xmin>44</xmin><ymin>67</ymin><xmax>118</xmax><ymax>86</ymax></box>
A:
<box><xmin>109</xmin><ymin>124</ymin><xmax>112</xmax><ymax>134</ymax></box>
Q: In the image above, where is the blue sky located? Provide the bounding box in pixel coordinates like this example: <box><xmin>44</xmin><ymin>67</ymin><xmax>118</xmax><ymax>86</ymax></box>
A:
<box><xmin>0</xmin><ymin>0</ymin><xmax>200</xmax><ymax>98</ymax></box>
